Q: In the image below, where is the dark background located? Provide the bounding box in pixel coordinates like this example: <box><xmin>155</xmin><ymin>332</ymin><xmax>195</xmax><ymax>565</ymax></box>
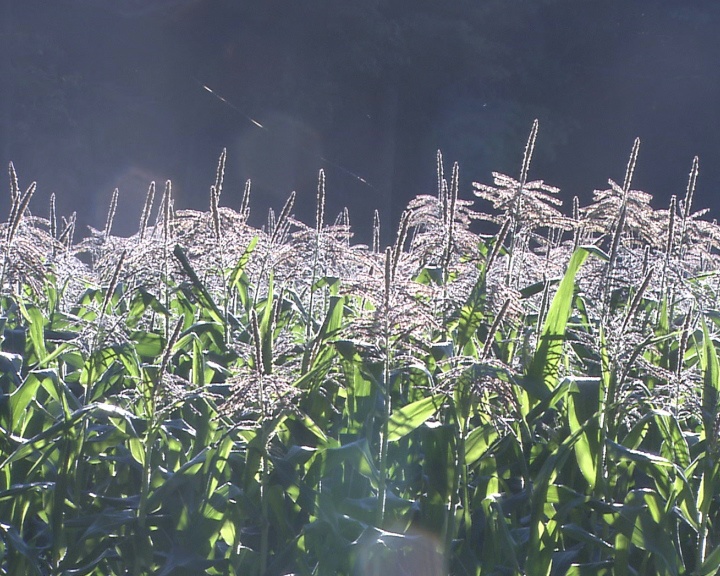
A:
<box><xmin>2</xmin><ymin>0</ymin><xmax>719</xmax><ymax>244</ymax></box>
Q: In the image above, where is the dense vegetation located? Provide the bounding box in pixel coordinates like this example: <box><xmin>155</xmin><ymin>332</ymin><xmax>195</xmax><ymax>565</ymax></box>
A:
<box><xmin>3</xmin><ymin>123</ymin><xmax>720</xmax><ymax>575</ymax></box>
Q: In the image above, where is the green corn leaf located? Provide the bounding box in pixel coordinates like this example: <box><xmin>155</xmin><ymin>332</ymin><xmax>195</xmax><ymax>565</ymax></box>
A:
<box><xmin>259</xmin><ymin>272</ymin><xmax>274</xmax><ymax>339</ymax></box>
<box><xmin>421</xmin><ymin>424</ymin><xmax>455</xmax><ymax>504</ymax></box>
<box><xmin>527</xmin><ymin>417</ymin><xmax>596</xmax><ymax>576</ymax></box>
<box><xmin>464</xmin><ymin>423</ymin><xmax>499</xmax><ymax>468</ymax></box>
<box><xmin>339</xmin><ymin>493</ymin><xmax>416</xmax><ymax>527</ymax></box>
<box><xmin>36</xmin><ymin>341</ymin><xmax>74</xmax><ymax>369</ymax></box>
<box><xmin>128</xmin><ymin>436</ymin><xmax>145</xmax><ymax>466</ymax></box>
<box><xmin>623</xmin><ymin>490</ymin><xmax>681</xmax><ymax>576</ymax></box>
<box><xmin>561</xmin><ymin>523</ymin><xmax>612</xmax><ymax>552</ymax></box>
<box><xmin>565</xmin><ymin>562</ymin><xmax>613</xmax><ymax>576</ymax></box>
<box><xmin>698</xmin><ymin>544</ymin><xmax>720</xmax><ymax>576</ymax></box>
<box><xmin>0</xmin><ymin>351</ymin><xmax>23</xmax><ymax>390</ymax></box>
<box><xmin>451</xmin><ymin>261</ymin><xmax>488</xmax><ymax>351</ymax></box>
<box><xmin>228</xmin><ymin>235</ymin><xmax>258</xmax><ymax>292</ymax></box>
<box><xmin>8</xmin><ymin>369</ymin><xmax>56</xmax><ymax>432</ymax></box>
<box><xmin>670</xmin><ymin>472</ymin><xmax>699</xmax><ymax>531</ymax></box>
<box><xmin>0</xmin><ymin>405</ymin><xmax>92</xmax><ymax>469</ymax></box>
<box><xmin>75</xmin><ymin>509</ymin><xmax>136</xmax><ymax>542</ymax></box>
<box><xmin>414</xmin><ymin>265</ymin><xmax>443</xmax><ymax>286</ymax></box>
<box><xmin>146</xmin><ymin>449</ymin><xmax>209</xmax><ymax>509</ymax></box>
<box><xmin>651</xmin><ymin>410</ymin><xmax>691</xmax><ymax>470</ymax></box>
<box><xmin>700</xmin><ymin>318</ymin><xmax>720</xmax><ymax>445</ymax></box>
<box><xmin>204</xmin><ymin>436</ymin><xmax>234</xmax><ymax>499</ymax></box>
<box><xmin>0</xmin><ymin>481</ymin><xmax>54</xmax><ymax>502</ymax></box>
<box><xmin>525</xmin><ymin>376</ymin><xmax>576</xmax><ymax>424</ymax></box>
<box><xmin>607</xmin><ymin>440</ymin><xmax>673</xmax><ymax>467</ymax></box>
<box><xmin>192</xmin><ymin>334</ymin><xmax>205</xmax><ymax>386</ymax></box>
<box><xmin>127</xmin><ymin>287</ymin><xmax>169</xmax><ymax>327</ymax></box>
<box><xmin>480</xmin><ymin>495</ymin><xmax>522</xmax><ymax>573</ymax></box>
<box><xmin>294</xmin><ymin>413</ymin><xmax>334</xmax><ymax>447</ymax></box>
<box><xmin>567</xmin><ymin>379</ymin><xmax>600</xmax><ymax>490</ymax></box>
<box><xmin>525</xmin><ymin>247</ymin><xmax>591</xmax><ymax>402</ymax></box>
<box><xmin>17</xmin><ymin>300</ymin><xmax>47</xmax><ymax>363</ymax></box>
<box><xmin>173</xmin><ymin>244</ymin><xmax>227</xmax><ymax>326</ymax></box>
<box><xmin>387</xmin><ymin>393</ymin><xmax>445</xmax><ymax>442</ymax></box>
<box><xmin>316</xmin><ymin>295</ymin><xmax>345</xmax><ymax>341</ymax></box>
<box><xmin>129</xmin><ymin>330</ymin><xmax>164</xmax><ymax>358</ymax></box>
<box><xmin>312</xmin><ymin>439</ymin><xmax>380</xmax><ymax>488</ymax></box>
<box><xmin>546</xmin><ymin>484</ymin><xmax>589</xmax><ymax>508</ymax></box>
<box><xmin>615</xmin><ymin>527</ymin><xmax>633</xmax><ymax>576</ymax></box>
<box><xmin>453</xmin><ymin>363</ymin><xmax>489</xmax><ymax>429</ymax></box>
<box><xmin>0</xmin><ymin>523</ymin><xmax>43</xmax><ymax>573</ymax></box>
<box><xmin>520</xmin><ymin>277</ymin><xmax>559</xmax><ymax>299</ymax></box>
<box><xmin>698</xmin><ymin>459</ymin><xmax>720</xmax><ymax>521</ymax></box>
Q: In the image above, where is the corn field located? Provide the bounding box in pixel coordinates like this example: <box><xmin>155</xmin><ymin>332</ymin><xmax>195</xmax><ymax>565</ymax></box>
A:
<box><xmin>3</xmin><ymin>122</ymin><xmax>720</xmax><ymax>575</ymax></box>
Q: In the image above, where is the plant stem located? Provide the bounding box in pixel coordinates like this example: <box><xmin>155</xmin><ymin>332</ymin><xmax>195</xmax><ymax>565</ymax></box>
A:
<box><xmin>259</xmin><ymin>429</ymin><xmax>270</xmax><ymax>576</ymax></box>
<box><xmin>377</xmin><ymin>327</ymin><xmax>391</xmax><ymax>527</ymax></box>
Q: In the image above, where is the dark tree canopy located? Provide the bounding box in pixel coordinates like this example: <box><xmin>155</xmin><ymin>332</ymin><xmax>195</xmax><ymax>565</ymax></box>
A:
<box><xmin>2</xmin><ymin>0</ymin><xmax>720</xmax><ymax>242</ymax></box>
